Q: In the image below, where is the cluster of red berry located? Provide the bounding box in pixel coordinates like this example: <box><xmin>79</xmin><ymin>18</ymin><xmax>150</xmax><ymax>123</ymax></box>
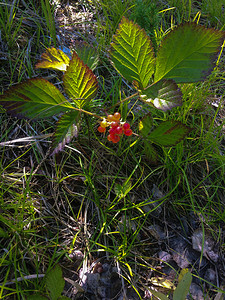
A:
<box><xmin>97</xmin><ymin>112</ymin><xmax>133</xmax><ymax>143</ymax></box>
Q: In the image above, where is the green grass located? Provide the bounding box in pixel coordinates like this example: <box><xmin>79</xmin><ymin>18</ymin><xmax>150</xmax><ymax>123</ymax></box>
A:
<box><xmin>0</xmin><ymin>0</ymin><xmax>225</xmax><ymax>299</ymax></box>
<box><xmin>0</xmin><ymin>0</ymin><xmax>58</xmax><ymax>89</ymax></box>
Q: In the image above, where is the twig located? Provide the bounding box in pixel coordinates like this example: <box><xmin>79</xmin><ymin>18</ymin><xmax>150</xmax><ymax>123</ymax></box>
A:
<box><xmin>0</xmin><ymin>274</ymin><xmax>45</xmax><ymax>286</ymax></box>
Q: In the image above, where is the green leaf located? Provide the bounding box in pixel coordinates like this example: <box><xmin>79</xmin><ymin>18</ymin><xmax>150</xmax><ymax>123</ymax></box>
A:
<box><xmin>63</xmin><ymin>52</ymin><xmax>98</xmax><ymax>108</ymax></box>
<box><xmin>173</xmin><ymin>271</ymin><xmax>192</xmax><ymax>300</ymax></box>
<box><xmin>45</xmin><ymin>264</ymin><xmax>65</xmax><ymax>300</ymax></box>
<box><xmin>35</xmin><ymin>48</ymin><xmax>70</xmax><ymax>71</ymax></box>
<box><xmin>51</xmin><ymin>110</ymin><xmax>80</xmax><ymax>154</ymax></box>
<box><xmin>140</xmin><ymin>79</ymin><xmax>183</xmax><ymax>111</ymax></box>
<box><xmin>114</xmin><ymin>180</ymin><xmax>132</xmax><ymax>198</ymax></box>
<box><xmin>150</xmin><ymin>290</ymin><xmax>169</xmax><ymax>300</ymax></box>
<box><xmin>149</xmin><ymin>120</ymin><xmax>191</xmax><ymax>146</ymax></box>
<box><xmin>110</xmin><ymin>16</ymin><xmax>155</xmax><ymax>89</ymax></box>
<box><xmin>0</xmin><ymin>78</ymin><xmax>74</xmax><ymax>119</ymax></box>
<box><xmin>74</xmin><ymin>41</ymin><xmax>99</xmax><ymax>71</ymax></box>
<box><xmin>155</xmin><ymin>22</ymin><xmax>225</xmax><ymax>83</ymax></box>
<box><xmin>139</xmin><ymin>113</ymin><xmax>153</xmax><ymax>137</ymax></box>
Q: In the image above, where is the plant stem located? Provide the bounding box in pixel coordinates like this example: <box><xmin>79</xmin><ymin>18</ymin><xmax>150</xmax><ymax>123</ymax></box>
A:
<box><xmin>108</xmin><ymin>92</ymin><xmax>139</xmax><ymax>110</ymax></box>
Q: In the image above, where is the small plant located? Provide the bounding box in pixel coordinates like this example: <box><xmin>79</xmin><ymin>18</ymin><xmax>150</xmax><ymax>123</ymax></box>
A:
<box><xmin>27</xmin><ymin>264</ymin><xmax>69</xmax><ymax>300</ymax></box>
<box><xmin>0</xmin><ymin>18</ymin><xmax>224</xmax><ymax>160</ymax></box>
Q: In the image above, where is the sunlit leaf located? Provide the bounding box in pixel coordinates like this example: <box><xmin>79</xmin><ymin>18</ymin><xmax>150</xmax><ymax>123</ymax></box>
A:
<box><xmin>140</xmin><ymin>79</ymin><xmax>183</xmax><ymax>111</ymax></box>
<box><xmin>150</xmin><ymin>276</ymin><xmax>175</xmax><ymax>289</ymax></box>
<box><xmin>178</xmin><ymin>268</ymin><xmax>189</xmax><ymax>282</ymax></box>
<box><xmin>45</xmin><ymin>265</ymin><xmax>65</xmax><ymax>300</ymax></box>
<box><xmin>51</xmin><ymin>110</ymin><xmax>80</xmax><ymax>154</ymax></box>
<box><xmin>63</xmin><ymin>52</ymin><xmax>98</xmax><ymax>108</ymax></box>
<box><xmin>155</xmin><ymin>23</ymin><xmax>225</xmax><ymax>83</ymax></box>
<box><xmin>173</xmin><ymin>271</ymin><xmax>192</xmax><ymax>300</ymax></box>
<box><xmin>110</xmin><ymin>16</ymin><xmax>155</xmax><ymax>89</ymax></box>
<box><xmin>149</xmin><ymin>120</ymin><xmax>191</xmax><ymax>146</ymax></box>
<box><xmin>74</xmin><ymin>41</ymin><xmax>99</xmax><ymax>70</ymax></box>
<box><xmin>35</xmin><ymin>48</ymin><xmax>70</xmax><ymax>71</ymax></box>
<box><xmin>0</xmin><ymin>78</ymin><xmax>73</xmax><ymax>119</ymax></box>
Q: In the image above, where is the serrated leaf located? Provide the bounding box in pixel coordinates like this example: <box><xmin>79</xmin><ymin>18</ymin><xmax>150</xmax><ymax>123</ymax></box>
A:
<box><xmin>0</xmin><ymin>78</ymin><xmax>74</xmax><ymax>119</ymax></box>
<box><xmin>63</xmin><ymin>52</ymin><xmax>98</xmax><ymax>108</ymax></box>
<box><xmin>139</xmin><ymin>113</ymin><xmax>153</xmax><ymax>137</ymax></box>
<box><xmin>155</xmin><ymin>23</ymin><xmax>225</xmax><ymax>83</ymax></box>
<box><xmin>35</xmin><ymin>48</ymin><xmax>70</xmax><ymax>71</ymax></box>
<box><xmin>110</xmin><ymin>16</ymin><xmax>155</xmax><ymax>89</ymax></box>
<box><xmin>45</xmin><ymin>264</ymin><xmax>65</xmax><ymax>300</ymax></box>
<box><xmin>51</xmin><ymin>111</ymin><xmax>80</xmax><ymax>155</ymax></box>
<box><xmin>173</xmin><ymin>271</ymin><xmax>192</xmax><ymax>300</ymax></box>
<box><xmin>74</xmin><ymin>41</ymin><xmax>99</xmax><ymax>71</ymax></box>
<box><xmin>149</xmin><ymin>120</ymin><xmax>191</xmax><ymax>146</ymax></box>
<box><xmin>140</xmin><ymin>79</ymin><xmax>183</xmax><ymax>111</ymax></box>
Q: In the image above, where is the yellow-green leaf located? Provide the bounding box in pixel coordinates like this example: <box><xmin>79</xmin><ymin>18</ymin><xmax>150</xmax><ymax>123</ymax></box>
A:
<box><xmin>35</xmin><ymin>47</ymin><xmax>70</xmax><ymax>71</ymax></box>
<box><xmin>0</xmin><ymin>78</ymin><xmax>73</xmax><ymax>119</ymax></box>
<box><xmin>110</xmin><ymin>16</ymin><xmax>155</xmax><ymax>89</ymax></box>
<box><xmin>155</xmin><ymin>23</ymin><xmax>225</xmax><ymax>83</ymax></box>
<box><xmin>63</xmin><ymin>52</ymin><xmax>98</xmax><ymax>108</ymax></box>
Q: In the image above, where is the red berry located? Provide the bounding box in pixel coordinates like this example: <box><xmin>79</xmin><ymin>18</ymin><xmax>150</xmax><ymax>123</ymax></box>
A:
<box><xmin>111</xmin><ymin>121</ymin><xmax>118</xmax><ymax>128</ymax></box>
<box><xmin>115</xmin><ymin>126</ymin><xmax>123</xmax><ymax>135</ymax></box>
<box><xmin>107</xmin><ymin>134</ymin><xmax>113</xmax><ymax>141</ymax></box>
<box><xmin>122</xmin><ymin>123</ymin><xmax>130</xmax><ymax>130</ymax></box>
<box><xmin>113</xmin><ymin>112</ymin><xmax>121</xmax><ymax>120</ymax></box>
<box><xmin>97</xmin><ymin>126</ymin><xmax>106</xmax><ymax>133</ymax></box>
<box><xmin>112</xmin><ymin>135</ymin><xmax>120</xmax><ymax>143</ymax></box>
<box><xmin>124</xmin><ymin>129</ymin><xmax>133</xmax><ymax>136</ymax></box>
<box><xmin>109</xmin><ymin>127</ymin><xmax>116</xmax><ymax>134</ymax></box>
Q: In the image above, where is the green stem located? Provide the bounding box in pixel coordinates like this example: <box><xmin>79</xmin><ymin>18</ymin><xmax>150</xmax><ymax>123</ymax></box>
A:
<box><xmin>108</xmin><ymin>92</ymin><xmax>139</xmax><ymax>110</ymax></box>
<box><xmin>72</xmin><ymin>107</ymin><xmax>103</xmax><ymax>119</ymax></box>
